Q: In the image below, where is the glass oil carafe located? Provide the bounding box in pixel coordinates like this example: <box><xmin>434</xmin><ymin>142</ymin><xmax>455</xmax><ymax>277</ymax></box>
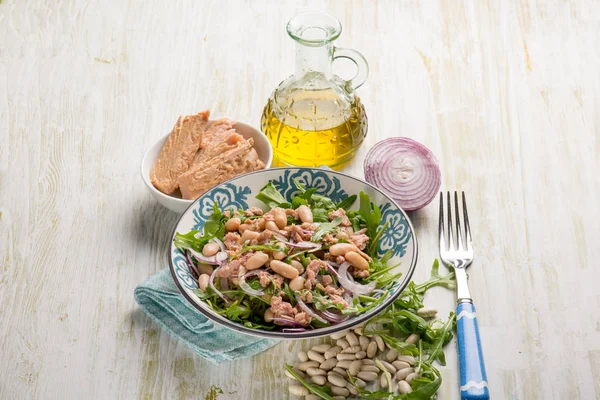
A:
<box><xmin>261</xmin><ymin>12</ymin><xmax>369</xmax><ymax>169</ymax></box>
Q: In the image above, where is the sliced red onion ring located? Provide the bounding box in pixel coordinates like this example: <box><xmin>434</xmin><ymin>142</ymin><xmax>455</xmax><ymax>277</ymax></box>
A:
<box><xmin>189</xmin><ymin>249</ymin><xmax>228</xmax><ymax>265</ymax></box>
<box><xmin>364</xmin><ymin>137</ymin><xmax>441</xmax><ymax>211</ymax></box>
<box><xmin>272</xmin><ymin>317</ymin><xmax>305</xmax><ymax>327</ymax></box>
<box><xmin>185</xmin><ymin>251</ymin><xmax>200</xmax><ymax>278</ymax></box>
<box><xmin>317</xmin><ymin>309</ymin><xmax>350</xmax><ymax>323</ymax></box>
<box><xmin>271</xmin><ymin>231</ymin><xmax>289</xmax><ymax>243</ymax></box>
<box><xmin>238</xmin><ymin>267</ymin><xmax>265</xmax><ymax>297</ymax></box>
<box><xmin>295</xmin><ymin>295</ymin><xmax>328</xmax><ymax>324</ymax></box>
<box><xmin>209</xmin><ymin>265</ymin><xmax>228</xmax><ymax>302</ymax></box>
<box><xmin>334</xmin><ymin>262</ymin><xmax>377</xmax><ymax>295</ymax></box>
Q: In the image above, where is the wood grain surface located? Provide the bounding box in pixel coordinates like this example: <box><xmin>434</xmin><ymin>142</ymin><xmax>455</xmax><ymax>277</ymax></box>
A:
<box><xmin>1</xmin><ymin>0</ymin><xmax>599</xmax><ymax>399</ymax></box>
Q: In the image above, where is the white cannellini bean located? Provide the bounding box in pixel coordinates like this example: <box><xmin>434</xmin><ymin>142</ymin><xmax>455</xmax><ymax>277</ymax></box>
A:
<box><xmin>386</xmin><ymin>349</ymin><xmax>399</xmax><ymax>362</ymax></box>
<box><xmin>336</xmin><ymin>353</ymin><xmax>356</xmax><ymax>361</ymax></box>
<box><xmin>198</xmin><ymin>274</ymin><xmax>210</xmax><ymax>291</ymax></box>
<box><xmin>263</xmin><ymin>308</ymin><xmax>274</xmax><ymax>323</ymax></box>
<box><xmin>312</xmin><ymin>344</ymin><xmax>332</xmax><ymax>353</ymax></box>
<box><xmin>348</xmin><ymin>360</ymin><xmax>362</xmax><ymax>376</ymax></box>
<box><xmin>361</xmin><ymin>365</ymin><xmax>379</xmax><ymax>373</ymax></box>
<box><xmin>353</xmin><ymin>326</ymin><xmax>363</xmax><ymax>336</ymax></box>
<box><xmin>380</xmin><ymin>373</ymin><xmax>388</xmax><ymax>388</ymax></box>
<box><xmin>347</xmin><ymin>382</ymin><xmax>358</xmax><ymax>395</ymax></box>
<box><xmin>357</xmin><ymin>371</ymin><xmax>378</xmax><ymax>381</ymax></box>
<box><xmin>417</xmin><ymin>307</ymin><xmax>438</xmax><ymax>318</ymax></box>
<box><xmin>306</xmin><ymin>367</ymin><xmax>326</xmax><ymax>377</ymax></box>
<box><xmin>289</xmin><ymin>276</ymin><xmax>306</xmax><ymax>291</ymax></box>
<box><xmin>245</xmin><ymin>251</ymin><xmax>269</xmax><ymax>270</ymax></box>
<box><xmin>379</xmin><ymin>360</ymin><xmax>396</xmax><ymax>374</ymax></box>
<box><xmin>296</xmin><ymin>205</ymin><xmax>313</xmax><ymax>223</ymax></box>
<box><xmin>331</xmin><ymin>386</ymin><xmax>350</xmax><ymax>396</ymax></box>
<box><xmin>311</xmin><ymin>375</ymin><xmax>326</xmax><ymax>386</ymax></box>
<box><xmin>354</xmin><ymin>378</ymin><xmax>367</xmax><ymax>388</ymax></box>
<box><xmin>330</xmin><ymin>330</ymin><xmax>349</xmax><ymax>340</ymax></box>
<box><xmin>202</xmin><ymin>242</ymin><xmax>220</xmax><ymax>257</ymax></box>
<box><xmin>344</xmin><ymin>251</ymin><xmax>369</xmax><ymax>270</ymax></box>
<box><xmin>361</xmin><ymin>359</ymin><xmax>375</xmax><ymax>366</ymax></box>
<box><xmin>341</xmin><ymin>345</ymin><xmax>361</xmax><ymax>354</ymax></box>
<box><xmin>355</xmin><ymin>351</ymin><xmax>366</xmax><ymax>360</ymax></box>
<box><xmin>396</xmin><ymin>368</ymin><xmax>414</xmax><ymax>380</ymax></box>
<box><xmin>290</xmin><ymin>259</ymin><xmax>305</xmax><ymax>274</ymax></box>
<box><xmin>240</xmin><ymin>229</ymin><xmax>260</xmax><ymax>243</ymax></box>
<box><xmin>406</xmin><ymin>333</ymin><xmax>420</xmax><ymax>345</ymax></box>
<box><xmin>374</xmin><ymin>335</ymin><xmax>385</xmax><ymax>351</ymax></box>
<box><xmin>366</xmin><ymin>341</ymin><xmax>378</xmax><ymax>358</ymax></box>
<box><xmin>332</xmin><ymin>396</ymin><xmax>346</xmax><ymax>400</ymax></box>
<box><xmin>265</xmin><ymin>220</ymin><xmax>279</xmax><ymax>231</ymax></box>
<box><xmin>225</xmin><ymin>217</ymin><xmax>241</xmax><ymax>231</ymax></box>
<box><xmin>288</xmin><ymin>385</ymin><xmax>309</xmax><ymax>396</ymax></box>
<box><xmin>297</xmin><ymin>351</ymin><xmax>308</xmax><ymax>362</ymax></box>
<box><xmin>398</xmin><ymin>380</ymin><xmax>412</xmax><ymax>394</ymax></box>
<box><xmin>274</xmin><ymin>209</ymin><xmax>288</xmax><ymax>229</ymax></box>
<box><xmin>270</xmin><ymin>260</ymin><xmax>299</xmax><ymax>279</ymax></box>
<box><xmin>329</xmin><ymin>243</ymin><xmax>359</xmax><ymax>256</ymax></box>
<box><xmin>405</xmin><ymin>372</ymin><xmax>419</xmax><ymax>384</ymax></box>
<box><xmin>197</xmin><ymin>263</ymin><xmax>214</xmax><ymax>275</ymax></box>
<box><xmin>320</xmin><ymin>358</ymin><xmax>337</xmax><ymax>371</ymax></box>
<box><xmin>324</xmin><ymin>346</ymin><xmax>341</xmax><ymax>359</ymax></box>
<box><xmin>306</xmin><ymin>396</ymin><xmax>320</xmax><ymax>400</ymax></box>
<box><xmin>255</xmin><ymin>217</ymin><xmax>266</xmax><ymax>230</ymax></box>
<box><xmin>337</xmin><ymin>339</ymin><xmax>349</xmax><ymax>349</ymax></box>
<box><xmin>359</xmin><ymin>335</ymin><xmax>370</xmax><ymax>351</ymax></box>
<box><xmin>327</xmin><ymin>373</ymin><xmax>347</xmax><ymax>388</ymax></box>
<box><xmin>285</xmin><ymin>368</ymin><xmax>305</xmax><ymax>380</ymax></box>
<box><xmin>297</xmin><ymin>361</ymin><xmax>319</xmax><ymax>371</ymax></box>
<box><xmin>392</xmin><ymin>361</ymin><xmax>411</xmax><ymax>370</ymax></box>
<box><xmin>307</xmin><ymin>350</ymin><xmax>325</xmax><ymax>363</ymax></box>
<box><xmin>332</xmin><ymin>367</ymin><xmax>347</xmax><ymax>376</ymax></box>
<box><xmin>397</xmin><ymin>355</ymin><xmax>416</xmax><ymax>365</ymax></box>
<box><xmin>336</xmin><ymin>360</ymin><xmax>352</xmax><ymax>369</ymax></box>
<box><xmin>345</xmin><ymin>332</ymin><xmax>359</xmax><ymax>347</ymax></box>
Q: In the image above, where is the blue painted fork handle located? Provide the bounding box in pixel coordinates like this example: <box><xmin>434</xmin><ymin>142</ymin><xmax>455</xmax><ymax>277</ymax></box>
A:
<box><xmin>457</xmin><ymin>302</ymin><xmax>489</xmax><ymax>400</ymax></box>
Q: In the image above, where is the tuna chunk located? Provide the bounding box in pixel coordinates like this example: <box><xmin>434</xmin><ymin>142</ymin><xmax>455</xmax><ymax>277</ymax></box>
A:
<box><xmin>178</xmin><ymin>138</ymin><xmax>265</xmax><ymax>200</ymax></box>
<box><xmin>150</xmin><ymin>110</ymin><xmax>211</xmax><ymax>194</ymax></box>
<box><xmin>189</xmin><ymin>118</ymin><xmax>244</xmax><ymax>169</ymax></box>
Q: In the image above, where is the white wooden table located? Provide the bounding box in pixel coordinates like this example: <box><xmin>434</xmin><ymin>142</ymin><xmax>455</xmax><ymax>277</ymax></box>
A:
<box><xmin>1</xmin><ymin>0</ymin><xmax>599</xmax><ymax>399</ymax></box>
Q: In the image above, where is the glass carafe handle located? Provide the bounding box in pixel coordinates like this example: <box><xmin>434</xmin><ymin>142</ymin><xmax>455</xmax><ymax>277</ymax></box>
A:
<box><xmin>333</xmin><ymin>47</ymin><xmax>369</xmax><ymax>90</ymax></box>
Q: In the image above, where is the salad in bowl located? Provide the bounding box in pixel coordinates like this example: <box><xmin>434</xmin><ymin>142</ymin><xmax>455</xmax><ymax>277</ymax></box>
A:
<box><xmin>169</xmin><ymin>168</ymin><xmax>417</xmax><ymax>339</ymax></box>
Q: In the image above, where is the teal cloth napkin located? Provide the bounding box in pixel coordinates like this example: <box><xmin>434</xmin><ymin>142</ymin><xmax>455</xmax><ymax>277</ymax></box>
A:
<box><xmin>134</xmin><ymin>268</ymin><xmax>279</xmax><ymax>364</ymax></box>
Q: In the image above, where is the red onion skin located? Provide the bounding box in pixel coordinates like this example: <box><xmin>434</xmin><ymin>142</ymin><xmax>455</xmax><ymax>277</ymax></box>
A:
<box><xmin>364</xmin><ymin>137</ymin><xmax>441</xmax><ymax>211</ymax></box>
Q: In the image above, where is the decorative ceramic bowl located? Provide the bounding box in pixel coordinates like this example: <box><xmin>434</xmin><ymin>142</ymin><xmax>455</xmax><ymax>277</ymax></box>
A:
<box><xmin>169</xmin><ymin>168</ymin><xmax>418</xmax><ymax>339</ymax></box>
<box><xmin>141</xmin><ymin>122</ymin><xmax>273</xmax><ymax>214</ymax></box>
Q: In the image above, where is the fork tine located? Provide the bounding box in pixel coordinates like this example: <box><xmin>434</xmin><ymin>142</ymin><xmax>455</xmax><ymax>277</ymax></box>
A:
<box><xmin>462</xmin><ymin>192</ymin><xmax>472</xmax><ymax>250</ymax></box>
<box><xmin>446</xmin><ymin>192</ymin><xmax>454</xmax><ymax>251</ymax></box>
<box><xmin>438</xmin><ymin>192</ymin><xmax>445</xmax><ymax>251</ymax></box>
<box><xmin>454</xmin><ymin>191</ymin><xmax>464</xmax><ymax>250</ymax></box>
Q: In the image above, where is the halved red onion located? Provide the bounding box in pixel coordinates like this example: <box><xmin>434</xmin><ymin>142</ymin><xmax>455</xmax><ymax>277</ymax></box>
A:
<box><xmin>364</xmin><ymin>137</ymin><xmax>441</xmax><ymax>211</ymax></box>
<box><xmin>209</xmin><ymin>265</ymin><xmax>228</xmax><ymax>302</ymax></box>
<box><xmin>336</xmin><ymin>262</ymin><xmax>377</xmax><ymax>295</ymax></box>
<box><xmin>189</xmin><ymin>249</ymin><xmax>228</xmax><ymax>265</ymax></box>
<box><xmin>295</xmin><ymin>295</ymin><xmax>328</xmax><ymax>324</ymax></box>
<box><xmin>238</xmin><ymin>267</ymin><xmax>265</xmax><ymax>297</ymax></box>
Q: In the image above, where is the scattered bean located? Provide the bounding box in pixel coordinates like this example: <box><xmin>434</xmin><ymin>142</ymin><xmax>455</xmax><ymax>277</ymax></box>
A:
<box><xmin>297</xmin><ymin>361</ymin><xmax>319</xmax><ymax>371</ymax></box>
<box><xmin>332</xmin><ymin>367</ymin><xmax>347</xmax><ymax>376</ymax></box>
<box><xmin>357</xmin><ymin>371</ymin><xmax>378</xmax><ymax>381</ymax></box>
<box><xmin>405</xmin><ymin>372</ymin><xmax>419</xmax><ymax>384</ymax></box>
<box><xmin>198</xmin><ymin>274</ymin><xmax>210</xmax><ymax>291</ymax></box>
<box><xmin>197</xmin><ymin>263</ymin><xmax>214</xmax><ymax>275</ymax></box>
<box><xmin>332</xmin><ymin>396</ymin><xmax>346</xmax><ymax>400</ymax></box>
<box><xmin>348</xmin><ymin>360</ymin><xmax>362</xmax><ymax>376</ymax></box>
<box><xmin>345</xmin><ymin>332</ymin><xmax>359</xmax><ymax>347</ymax></box>
<box><xmin>392</xmin><ymin>361</ymin><xmax>411</xmax><ymax>371</ymax></box>
<box><xmin>361</xmin><ymin>359</ymin><xmax>375</xmax><ymax>366</ymax></box>
<box><xmin>336</xmin><ymin>360</ymin><xmax>352</xmax><ymax>369</ymax></box>
<box><xmin>398</xmin><ymin>380</ymin><xmax>412</xmax><ymax>394</ymax></box>
<box><xmin>320</xmin><ymin>358</ymin><xmax>337</xmax><ymax>371</ymax></box>
<box><xmin>397</xmin><ymin>355</ymin><xmax>416</xmax><ymax>365</ymax></box>
<box><xmin>361</xmin><ymin>365</ymin><xmax>380</xmax><ymax>373</ymax></box>
<box><xmin>270</xmin><ymin>260</ymin><xmax>299</xmax><ymax>279</ymax></box>
<box><xmin>288</xmin><ymin>385</ymin><xmax>309</xmax><ymax>396</ymax></box>
<box><xmin>285</xmin><ymin>368</ymin><xmax>305</xmax><ymax>380</ymax></box>
<box><xmin>307</xmin><ymin>350</ymin><xmax>325</xmax><ymax>363</ymax></box>
<box><xmin>347</xmin><ymin>382</ymin><xmax>358</xmax><ymax>395</ymax></box>
<box><xmin>396</xmin><ymin>368</ymin><xmax>414</xmax><ymax>380</ymax></box>
<box><xmin>327</xmin><ymin>373</ymin><xmax>347</xmax><ymax>388</ymax></box>
<box><xmin>417</xmin><ymin>307</ymin><xmax>438</xmax><ymax>318</ymax></box>
<box><xmin>305</xmin><ymin>395</ymin><xmax>320</xmax><ymax>400</ymax></box>
<box><xmin>330</xmin><ymin>330</ymin><xmax>349</xmax><ymax>340</ymax></box>
<box><xmin>406</xmin><ymin>333</ymin><xmax>420</xmax><ymax>345</ymax></box>
<box><xmin>306</xmin><ymin>367</ymin><xmax>326</xmax><ymax>377</ymax></box>
<box><xmin>386</xmin><ymin>349</ymin><xmax>399</xmax><ymax>362</ymax></box>
<box><xmin>245</xmin><ymin>251</ymin><xmax>269</xmax><ymax>270</ymax></box>
<box><xmin>290</xmin><ymin>259</ymin><xmax>305</xmax><ymax>275</ymax></box>
<box><xmin>297</xmin><ymin>351</ymin><xmax>308</xmax><ymax>362</ymax></box>
<box><xmin>359</xmin><ymin>336</ymin><xmax>370</xmax><ymax>351</ymax></box>
<box><xmin>380</xmin><ymin>373</ymin><xmax>388</xmax><ymax>388</ymax></box>
<box><xmin>341</xmin><ymin>345</ymin><xmax>361</xmax><ymax>354</ymax></box>
<box><xmin>379</xmin><ymin>360</ymin><xmax>396</xmax><ymax>374</ymax></box>
<box><xmin>336</xmin><ymin>353</ymin><xmax>356</xmax><ymax>361</ymax></box>
<box><xmin>297</xmin><ymin>205</ymin><xmax>313</xmax><ymax>223</ymax></box>
<box><xmin>324</xmin><ymin>346</ymin><xmax>341</xmax><ymax>359</ymax></box>
<box><xmin>311</xmin><ymin>375</ymin><xmax>326</xmax><ymax>386</ymax></box>
<box><xmin>331</xmin><ymin>386</ymin><xmax>350</xmax><ymax>396</ymax></box>
<box><xmin>354</xmin><ymin>378</ymin><xmax>367</xmax><ymax>388</ymax></box>
<box><xmin>374</xmin><ymin>336</ymin><xmax>385</xmax><ymax>352</ymax></box>
<box><xmin>366</xmin><ymin>341</ymin><xmax>378</xmax><ymax>358</ymax></box>
<box><xmin>355</xmin><ymin>351</ymin><xmax>366</xmax><ymax>360</ymax></box>
<box><xmin>225</xmin><ymin>217</ymin><xmax>241</xmax><ymax>231</ymax></box>
<box><xmin>337</xmin><ymin>339</ymin><xmax>349</xmax><ymax>350</ymax></box>
<box><xmin>353</xmin><ymin>326</ymin><xmax>363</xmax><ymax>336</ymax></box>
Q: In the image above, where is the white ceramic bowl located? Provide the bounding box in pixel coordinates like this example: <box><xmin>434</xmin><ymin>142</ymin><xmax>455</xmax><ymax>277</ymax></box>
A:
<box><xmin>141</xmin><ymin>122</ymin><xmax>273</xmax><ymax>214</ymax></box>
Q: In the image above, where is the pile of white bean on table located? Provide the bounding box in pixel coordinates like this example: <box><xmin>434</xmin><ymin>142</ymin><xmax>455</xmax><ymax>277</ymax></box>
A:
<box><xmin>287</xmin><ymin>326</ymin><xmax>421</xmax><ymax>399</ymax></box>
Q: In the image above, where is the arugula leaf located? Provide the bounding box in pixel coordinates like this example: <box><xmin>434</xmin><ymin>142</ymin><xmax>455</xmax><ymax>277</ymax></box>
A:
<box><xmin>203</xmin><ymin>202</ymin><xmax>224</xmax><ymax>238</ymax></box>
<box><xmin>312</xmin><ymin>216</ymin><xmax>343</xmax><ymax>241</ymax></box>
<box><xmin>225</xmin><ymin>300</ymin><xmax>251</xmax><ymax>321</ymax></box>
<box><xmin>358</xmin><ymin>191</ymin><xmax>382</xmax><ymax>238</ymax></box>
<box><xmin>336</xmin><ymin>194</ymin><xmax>357</xmax><ymax>210</ymax></box>
<box><xmin>256</xmin><ymin>182</ymin><xmax>287</xmax><ymax>207</ymax></box>
<box><xmin>311</xmin><ymin>208</ymin><xmax>329</xmax><ymax>222</ymax></box>
<box><xmin>413</xmin><ymin>259</ymin><xmax>456</xmax><ymax>294</ymax></box>
<box><xmin>423</xmin><ymin>313</ymin><xmax>456</xmax><ymax>365</ymax></box>
<box><xmin>173</xmin><ymin>230</ymin><xmax>206</xmax><ymax>252</ymax></box>
<box><xmin>285</xmin><ymin>365</ymin><xmax>334</xmax><ymax>400</ymax></box>
<box><xmin>173</xmin><ymin>202</ymin><xmax>224</xmax><ymax>251</ymax></box>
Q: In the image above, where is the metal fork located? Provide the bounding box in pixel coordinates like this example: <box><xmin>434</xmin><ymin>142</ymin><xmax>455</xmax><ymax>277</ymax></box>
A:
<box><xmin>439</xmin><ymin>192</ymin><xmax>489</xmax><ymax>400</ymax></box>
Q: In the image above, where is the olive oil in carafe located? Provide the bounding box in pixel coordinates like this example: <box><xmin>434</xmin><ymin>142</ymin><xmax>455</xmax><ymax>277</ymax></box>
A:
<box><xmin>261</xmin><ymin>90</ymin><xmax>367</xmax><ymax>169</ymax></box>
